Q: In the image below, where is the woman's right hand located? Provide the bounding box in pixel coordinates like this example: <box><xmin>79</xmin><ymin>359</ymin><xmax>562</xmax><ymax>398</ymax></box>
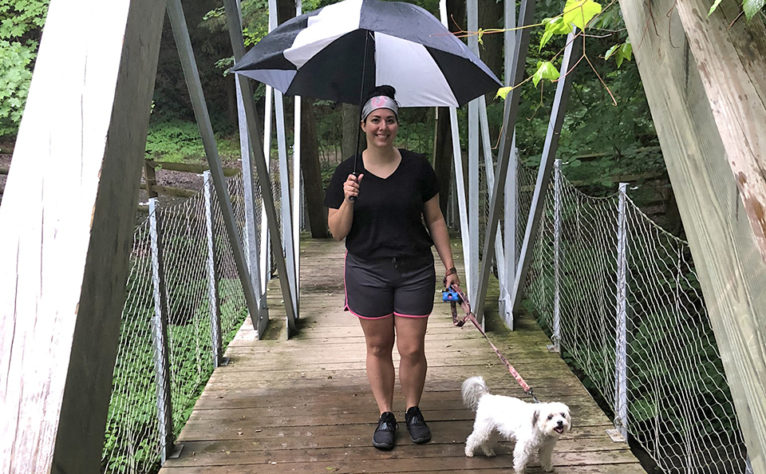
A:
<box><xmin>343</xmin><ymin>173</ymin><xmax>364</xmax><ymax>201</ymax></box>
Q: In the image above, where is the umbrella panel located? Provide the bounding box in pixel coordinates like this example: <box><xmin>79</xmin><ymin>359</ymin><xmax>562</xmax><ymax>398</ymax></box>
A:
<box><xmin>284</xmin><ymin>29</ymin><xmax>376</xmax><ymax>105</ymax></box>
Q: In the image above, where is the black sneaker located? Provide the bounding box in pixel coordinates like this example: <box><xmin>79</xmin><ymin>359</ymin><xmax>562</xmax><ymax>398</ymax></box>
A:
<box><xmin>372</xmin><ymin>411</ymin><xmax>397</xmax><ymax>450</ymax></box>
<box><xmin>405</xmin><ymin>406</ymin><xmax>431</xmax><ymax>444</ymax></box>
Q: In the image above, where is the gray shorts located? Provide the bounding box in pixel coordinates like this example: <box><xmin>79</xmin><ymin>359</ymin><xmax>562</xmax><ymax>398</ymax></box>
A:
<box><xmin>344</xmin><ymin>252</ymin><xmax>436</xmax><ymax>319</ymax></box>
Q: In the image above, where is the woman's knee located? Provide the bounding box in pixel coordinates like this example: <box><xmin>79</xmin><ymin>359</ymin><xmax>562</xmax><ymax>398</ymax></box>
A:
<box><xmin>397</xmin><ymin>340</ymin><xmax>426</xmax><ymax>361</ymax></box>
<box><xmin>366</xmin><ymin>335</ymin><xmax>395</xmax><ymax>357</ymax></box>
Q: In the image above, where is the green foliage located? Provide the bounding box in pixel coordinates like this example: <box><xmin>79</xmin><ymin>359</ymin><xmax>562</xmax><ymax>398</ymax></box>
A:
<box><xmin>144</xmin><ymin>117</ymin><xmax>241</xmax><ymax>163</ymax></box>
<box><xmin>103</xmin><ymin>261</ymin><xmax>248</xmax><ymax>473</ymax></box>
<box><xmin>604</xmin><ymin>40</ymin><xmax>632</xmax><ymax>68</ymax></box>
<box><xmin>0</xmin><ymin>0</ymin><xmax>48</xmax><ymax>137</ymax></box>
<box><xmin>562</xmin><ymin>0</ymin><xmax>602</xmax><ymax>30</ymax></box>
<box><xmin>709</xmin><ymin>0</ymin><xmax>766</xmax><ymax>19</ymax></box>
<box><xmin>533</xmin><ymin>60</ymin><xmax>560</xmax><ymax>87</ymax></box>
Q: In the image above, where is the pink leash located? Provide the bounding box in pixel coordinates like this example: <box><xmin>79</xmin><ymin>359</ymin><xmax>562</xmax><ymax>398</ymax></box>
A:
<box><xmin>448</xmin><ymin>285</ymin><xmax>540</xmax><ymax>403</ymax></box>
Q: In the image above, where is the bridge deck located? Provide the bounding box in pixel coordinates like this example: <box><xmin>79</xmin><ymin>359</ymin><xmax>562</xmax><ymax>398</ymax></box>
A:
<box><xmin>160</xmin><ymin>239</ymin><xmax>644</xmax><ymax>473</ymax></box>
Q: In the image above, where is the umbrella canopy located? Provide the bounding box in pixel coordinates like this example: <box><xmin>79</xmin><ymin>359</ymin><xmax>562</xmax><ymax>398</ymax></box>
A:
<box><xmin>232</xmin><ymin>0</ymin><xmax>501</xmax><ymax>107</ymax></box>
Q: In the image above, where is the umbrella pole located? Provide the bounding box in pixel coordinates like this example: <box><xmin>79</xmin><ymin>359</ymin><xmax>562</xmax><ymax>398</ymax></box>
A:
<box><xmin>351</xmin><ymin>30</ymin><xmax>371</xmax><ymax>181</ymax></box>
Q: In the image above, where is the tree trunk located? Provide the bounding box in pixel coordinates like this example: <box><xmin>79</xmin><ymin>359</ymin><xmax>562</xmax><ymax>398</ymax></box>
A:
<box><xmin>301</xmin><ymin>99</ymin><xmax>330</xmax><ymax>238</ymax></box>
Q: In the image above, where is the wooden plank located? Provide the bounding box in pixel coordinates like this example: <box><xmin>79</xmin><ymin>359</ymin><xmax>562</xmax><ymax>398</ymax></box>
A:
<box><xmin>159</xmin><ymin>239</ymin><xmax>642</xmax><ymax>473</ymax></box>
<box><xmin>0</xmin><ymin>0</ymin><xmax>167</xmax><ymax>471</ymax></box>
<box><xmin>618</xmin><ymin>1</ymin><xmax>766</xmax><ymax>471</ymax></box>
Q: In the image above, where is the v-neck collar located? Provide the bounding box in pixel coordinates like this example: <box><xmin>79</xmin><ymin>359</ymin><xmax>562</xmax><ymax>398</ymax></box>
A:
<box><xmin>361</xmin><ymin>148</ymin><xmax>404</xmax><ymax>180</ymax></box>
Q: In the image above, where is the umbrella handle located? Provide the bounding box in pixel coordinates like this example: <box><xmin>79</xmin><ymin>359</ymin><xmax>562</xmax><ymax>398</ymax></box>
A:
<box><xmin>349</xmin><ymin>172</ymin><xmax>358</xmax><ymax>202</ymax></box>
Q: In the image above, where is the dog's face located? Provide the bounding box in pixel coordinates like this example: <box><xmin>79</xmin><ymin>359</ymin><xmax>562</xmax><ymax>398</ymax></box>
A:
<box><xmin>534</xmin><ymin>402</ymin><xmax>571</xmax><ymax>437</ymax></box>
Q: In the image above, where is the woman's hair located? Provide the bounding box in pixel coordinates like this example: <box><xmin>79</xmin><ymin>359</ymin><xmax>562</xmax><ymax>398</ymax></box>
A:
<box><xmin>361</xmin><ymin>85</ymin><xmax>398</xmax><ymax>122</ymax></box>
<box><xmin>362</xmin><ymin>85</ymin><xmax>396</xmax><ymax>105</ymax></box>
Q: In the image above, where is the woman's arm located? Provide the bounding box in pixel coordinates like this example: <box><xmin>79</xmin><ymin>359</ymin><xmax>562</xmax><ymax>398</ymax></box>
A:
<box><xmin>423</xmin><ymin>194</ymin><xmax>460</xmax><ymax>289</ymax></box>
<box><xmin>327</xmin><ymin>173</ymin><xmax>363</xmax><ymax>240</ymax></box>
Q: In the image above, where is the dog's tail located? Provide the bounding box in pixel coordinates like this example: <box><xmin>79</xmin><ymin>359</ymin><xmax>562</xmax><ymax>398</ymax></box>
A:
<box><xmin>462</xmin><ymin>376</ymin><xmax>489</xmax><ymax>411</ymax></box>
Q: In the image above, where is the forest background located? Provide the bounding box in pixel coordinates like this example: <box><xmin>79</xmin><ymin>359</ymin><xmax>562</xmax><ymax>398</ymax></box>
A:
<box><xmin>6</xmin><ymin>0</ymin><xmax>753</xmax><ymax>238</ymax></box>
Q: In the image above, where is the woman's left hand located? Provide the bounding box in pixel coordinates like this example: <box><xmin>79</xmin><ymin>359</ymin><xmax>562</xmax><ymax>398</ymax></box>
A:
<box><xmin>444</xmin><ymin>270</ymin><xmax>461</xmax><ymax>292</ymax></box>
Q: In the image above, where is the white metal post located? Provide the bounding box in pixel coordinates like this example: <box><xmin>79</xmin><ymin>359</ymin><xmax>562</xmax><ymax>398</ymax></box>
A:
<box><xmin>467</xmin><ymin>0</ymin><xmax>479</xmax><ymax>307</ymax></box>
<box><xmin>614</xmin><ymin>182</ymin><xmax>629</xmax><ymax>439</ymax></box>
<box><xmin>167</xmin><ymin>0</ymin><xmax>263</xmax><ymax>334</ymax></box>
<box><xmin>223</xmin><ymin>0</ymin><xmax>298</xmax><ymax>335</ymax></box>
<box><xmin>261</xmin><ymin>85</ymin><xmax>273</xmax><ymax>293</ymax></box>
<box><xmin>293</xmin><ymin>0</ymin><xmax>302</xmax><ymax>315</ymax></box>
<box><xmin>502</xmin><ymin>0</ymin><xmax>518</xmax><ymax>329</ymax></box>
<box><xmin>203</xmin><ymin>172</ymin><xmax>223</xmax><ymax>366</ymax></box>
<box><xmin>148</xmin><ymin>199</ymin><xmax>174</xmax><ymax>463</ymax></box>
<box><xmin>479</xmin><ymin>95</ymin><xmax>507</xmax><ymax>316</ymax></box>
<box><xmin>552</xmin><ymin>160</ymin><xmax>562</xmax><ymax>352</ymax></box>
<box><xmin>440</xmin><ymin>0</ymin><xmax>471</xmax><ymax>293</ymax></box>
<box><xmin>275</xmin><ymin>90</ymin><xmax>298</xmax><ymax>318</ymax></box>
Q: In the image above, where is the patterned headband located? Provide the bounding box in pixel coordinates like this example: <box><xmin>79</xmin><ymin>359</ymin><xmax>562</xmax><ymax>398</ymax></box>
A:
<box><xmin>361</xmin><ymin>95</ymin><xmax>399</xmax><ymax>121</ymax></box>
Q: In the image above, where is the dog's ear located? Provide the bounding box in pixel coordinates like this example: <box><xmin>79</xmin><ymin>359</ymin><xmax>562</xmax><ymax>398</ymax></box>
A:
<box><xmin>531</xmin><ymin>408</ymin><xmax>539</xmax><ymax>428</ymax></box>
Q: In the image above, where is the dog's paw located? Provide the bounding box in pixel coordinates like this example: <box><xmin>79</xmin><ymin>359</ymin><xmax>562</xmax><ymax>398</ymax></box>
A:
<box><xmin>482</xmin><ymin>447</ymin><xmax>496</xmax><ymax>457</ymax></box>
<box><xmin>541</xmin><ymin>462</ymin><xmax>553</xmax><ymax>472</ymax></box>
<box><xmin>465</xmin><ymin>446</ymin><xmax>474</xmax><ymax>457</ymax></box>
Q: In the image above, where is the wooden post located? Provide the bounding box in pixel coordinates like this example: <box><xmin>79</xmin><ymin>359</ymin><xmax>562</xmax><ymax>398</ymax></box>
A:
<box><xmin>0</xmin><ymin>0</ymin><xmax>166</xmax><ymax>471</ymax></box>
<box><xmin>148</xmin><ymin>198</ymin><xmax>175</xmax><ymax>462</ymax></box>
<box><xmin>144</xmin><ymin>160</ymin><xmax>159</xmax><ymax>198</ymax></box>
<box><xmin>618</xmin><ymin>2</ymin><xmax>766</xmax><ymax>471</ymax></box>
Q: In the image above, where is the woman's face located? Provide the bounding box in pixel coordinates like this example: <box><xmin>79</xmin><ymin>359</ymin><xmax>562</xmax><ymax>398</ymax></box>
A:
<box><xmin>362</xmin><ymin>108</ymin><xmax>398</xmax><ymax>149</ymax></box>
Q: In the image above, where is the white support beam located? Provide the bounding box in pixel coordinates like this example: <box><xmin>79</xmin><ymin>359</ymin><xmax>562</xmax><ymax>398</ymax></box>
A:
<box><xmin>507</xmin><ymin>32</ymin><xmax>579</xmax><ymax>316</ymax></box>
<box><xmin>223</xmin><ymin>0</ymin><xmax>298</xmax><ymax>336</ymax></box>
<box><xmin>467</xmin><ymin>0</ymin><xmax>480</xmax><ymax>306</ymax></box>
<box><xmin>471</xmin><ymin>0</ymin><xmax>537</xmax><ymax>323</ymax></box>
<box><xmin>440</xmin><ymin>0</ymin><xmax>471</xmax><ymax>292</ymax></box>
<box><xmin>167</xmin><ymin>0</ymin><xmax>263</xmax><ymax>335</ymax></box>
<box><xmin>0</xmin><ymin>0</ymin><xmax>166</xmax><ymax>470</ymax></box>
<box><xmin>502</xmin><ymin>0</ymin><xmax>518</xmax><ymax>329</ymax></box>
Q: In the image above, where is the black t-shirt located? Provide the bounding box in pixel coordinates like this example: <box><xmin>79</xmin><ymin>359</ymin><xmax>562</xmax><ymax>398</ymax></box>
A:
<box><xmin>324</xmin><ymin>149</ymin><xmax>440</xmax><ymax>259</ymax></box>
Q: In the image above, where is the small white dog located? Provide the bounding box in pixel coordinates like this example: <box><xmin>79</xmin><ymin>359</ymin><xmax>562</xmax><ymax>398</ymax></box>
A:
<box><xmin>462</xmin><ymin>376</ymin><xmax>571</xmax><ymax>473</ymax></box>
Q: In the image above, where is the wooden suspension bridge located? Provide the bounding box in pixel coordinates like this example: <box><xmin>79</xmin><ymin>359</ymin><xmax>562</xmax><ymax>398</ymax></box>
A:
<box><xmin>158</xmin><ymin>239</ymin><xmax>643</xmax><ymax>473</ymax></box>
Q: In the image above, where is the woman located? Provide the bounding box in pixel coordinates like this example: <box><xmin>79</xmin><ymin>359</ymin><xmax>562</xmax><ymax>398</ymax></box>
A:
<box><xmin>324</xmin><ymin>85</ymin><xmax>461</xmax><ymax>450</ymax></box>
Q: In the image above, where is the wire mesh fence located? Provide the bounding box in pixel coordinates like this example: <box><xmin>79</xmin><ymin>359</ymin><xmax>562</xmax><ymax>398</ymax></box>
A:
<box><xmin>101</xmin><ymin>175</ymin><xmax>255</xmax><ymax>473</ymax></box>
<box><xmin>522</xmin><ymin>164</ymin><xmax>749</xmax><ymax>473</ymax></box>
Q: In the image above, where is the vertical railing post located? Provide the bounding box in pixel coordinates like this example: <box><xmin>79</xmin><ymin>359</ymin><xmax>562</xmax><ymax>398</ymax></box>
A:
<box><xmin>148</xmin><ymin>198</ymin><xmax>174</xmax><ymax>463</ymax></box>
<box><xmin>203</xmin><ymin>172</ymin><xmax>223</xmax><ymax>367</ymax></box>
<box><xmin>552</xmin><ymin>159</ymin><xmax>562</xmax><ymax>352</ymax></box>
<box><xmin>614</xmin><ymin>183</ymin><xmax>629</xmax><ymax>439</ymax></box>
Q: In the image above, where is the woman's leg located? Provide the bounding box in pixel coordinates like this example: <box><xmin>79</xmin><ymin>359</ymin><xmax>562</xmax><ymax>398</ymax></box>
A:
<box><xmin>394</xmin><ymin>316</ymin><xmax>429</xmax><ymax>409</ymax></box>
<box><xmin>359</xmin><ymin>317</ymin><xmax>396</xmax><ymax>414</ymax></box>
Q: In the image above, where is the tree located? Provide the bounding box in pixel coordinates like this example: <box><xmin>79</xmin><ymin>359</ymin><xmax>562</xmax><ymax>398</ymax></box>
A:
<box><xmin>0</xmin><ymin>0</ymin><xmax>48</xmax><ymax>138</ymax></box>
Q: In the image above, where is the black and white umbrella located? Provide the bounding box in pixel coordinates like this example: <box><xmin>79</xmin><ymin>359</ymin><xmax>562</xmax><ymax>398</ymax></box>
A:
<box><xmin>232</xmin><ymin>0</ymin><xmax>501</xmax><ymax>107</ymax></box>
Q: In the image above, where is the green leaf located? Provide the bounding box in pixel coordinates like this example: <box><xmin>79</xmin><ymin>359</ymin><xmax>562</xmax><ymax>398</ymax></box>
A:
<box><xmin>604</xmin><ymin>44</ymin><xmax>620</xmax><ymax>61</ymax></box>
<box><xmin>743</xmin><ymin>0</ymin><xmax>765</xmax><ymax>19</ymax></box>
<box><xmin>539</xmin><ymin>17</ymin><xmax>572</xmax><ymax>51</ymax></box>
<box><xmin>495</xmin><ymin>86</ymin><xmax>513</xmax><ymax>100</ymax></box>
<box><xmin>563</xmin><ymin>0</ymin><xmax>602</xmax><ymax>30</ymax></box>
<box><xmin>707</xmin><ymin>0</ymin><xmax>724</xmax><ymax>16</ymax></box>
<box><xmin>533</xmin><ymin>61</ymin><xmax>560</xmax><ymax>87</ymax></box>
